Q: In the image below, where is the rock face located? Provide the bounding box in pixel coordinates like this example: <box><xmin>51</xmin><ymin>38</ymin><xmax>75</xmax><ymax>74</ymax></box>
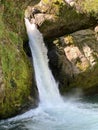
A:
<box><xmin>25</xmin><ymin>0</ymin><xmax>97</xmax><ymax>39</ymax></box>
<box><xmin>48</xmin><ymin>29</ymin><xmax>98</xmax><ymax>95</ymax></box>
<box><xmin>0</xmin><ymin>2</ymin><xmax>38</xmax><ymax>119</ymax></box>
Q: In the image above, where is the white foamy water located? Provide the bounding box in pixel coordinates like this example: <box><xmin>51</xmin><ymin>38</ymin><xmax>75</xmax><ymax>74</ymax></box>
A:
<box><xmin>1</xmin><ymin>100</ymin><xmax>98</xmax><ymax>130</ymax></box>
<box><xmin>1</xmin><ymin>18</ymin><xmax>98</xmax><ymax>130</ymax></box>
<box><xmin>24</xmin><ymin>18</ymin><xmax>63</xmax><ymax>107</ymax></box>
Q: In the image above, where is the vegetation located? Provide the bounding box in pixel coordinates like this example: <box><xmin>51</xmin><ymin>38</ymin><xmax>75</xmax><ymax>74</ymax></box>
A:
<box><xmin>0</xmin><ymin>1</ymin><xmax>35</xmax><ymax>118</ymax></box>
<box><xmin>75</xmin><ymin>0</ymin><xmax>98</xmax><ymax>19</ymax></box>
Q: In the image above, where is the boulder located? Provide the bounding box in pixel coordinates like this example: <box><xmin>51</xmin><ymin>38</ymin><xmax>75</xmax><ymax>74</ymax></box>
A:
<box><xmin>48</xmin><ymin>29</ymin><xmax>98</xmax><ymax>95</ymax></box>
<box><xmin>0</xmin><ymin>2</ymin><xmax>38</xmax><ymax>119</ymax></box>
<box><xmin>25</xmin><ymin>0</ymin><xmax>97</xmax><ymax>39</ymax></box>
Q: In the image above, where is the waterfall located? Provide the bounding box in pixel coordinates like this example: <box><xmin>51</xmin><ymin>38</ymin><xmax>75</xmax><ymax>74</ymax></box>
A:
<box><xmin>25</xmin><ymin>18</ymin><xmax>63</xmax><ymax>107</ymax></box>
<box><xmin>1</xmin><ymin>18</ymin><xmax>98</xmax><ymax>130</ymax></box>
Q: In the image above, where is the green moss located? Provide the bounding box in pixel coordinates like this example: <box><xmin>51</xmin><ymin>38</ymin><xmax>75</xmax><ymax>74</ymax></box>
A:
<box><xmin>76</xmin><ymin>0</ymin><xmax>98</xmax><ymax>19</ymax></box>
<box><xmin>0</xmin><ymin>32</ymin><xmax>33</xmax><ymax>118</ymax></box>
<box><xmin>0</xmin><ymin>3</ymin><xmax>34</xmax><ymax>118</ymax></box>
<box><xmin>42</xmin><ymin>0</ymin><xmax>49</xmax><ymax>3</ymax></box>
<box><xmin>83</xmin><ymin>0</ymin><xmax>98</xmax><ymax>13</ymax></box>
<box><xmin>0</xmin><ymin>7</ymin><xmax>4</xmax><ymax>38</ymax></box>
<box><xmin>71</xmin><ymin>63</ymin><xmax>98</xmax><ymax>88</ymax></box>
<box><xmin>1</xmin><ymin>0</ymin><xmax>40</xmax><ymax>38</ymax></box>
<box><xmin>2</xmin><ymin>49</ymin><xmax>31</xmax><ymax>113</ymax></box>
<box><xmin>0</xmin><ymin>28</ymin><xmax>33</xmax><ymax>117</ymax></box>
<box><xmin>40</xmin><ymin>0</ymin><xmax>96</xmax><ymax>39</ymax></box>
<box><xmin>2</xmin><ymin>0</ymin><xmax>24</xmax><ymax>37</ymax></box>
<box><xmin>42</xmin><ymin>0</ymin><xmax>63</xmax><ymax>4</ymax></box>
<box><xmin>0</xmin><ymin>21</ymin><xmax>4</xmax><ymax>38</ymax></box>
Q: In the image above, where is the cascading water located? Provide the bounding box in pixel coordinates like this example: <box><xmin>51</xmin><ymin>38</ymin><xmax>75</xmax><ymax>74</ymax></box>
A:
<box><xmin>24</xmin><ymin>18</ymin><xmax>63</xmax><ymax>107</ymax></box>
<box><xmin>1</xmin><ymin>18</ymin><xmax>98</xmax><ymax>130</ymax></box>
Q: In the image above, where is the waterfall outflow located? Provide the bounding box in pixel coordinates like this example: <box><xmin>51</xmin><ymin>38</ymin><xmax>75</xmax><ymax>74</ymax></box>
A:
<box><xmin>25</xmin><ymin>18</ymin><xmax>63</xmax><ymax>107</ymax></box>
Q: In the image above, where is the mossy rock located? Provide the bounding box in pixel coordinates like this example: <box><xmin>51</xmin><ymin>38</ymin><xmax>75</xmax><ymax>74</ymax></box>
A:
<box><xmin>75</xmin><ymin>0</ymin><xmax>98</xmax><ymax>19</ymax></box>
<box><xmin>0</xmin><ymin>3</ymin><xmax>37</xmax><ymax>119</ymax></box>
<box><xmin>1</xmin><ymin>0</ymin><xmax>40</xmax><ymax>41</ymax></box>
<box><xmin>25</xmin><ymin>0</ymin><xmax>97</xmax><ymax>39</ymax></box>
<box><xmin>48</xmin><ymin>29</ymin><xmax>98</xmax><ymax>96</ymax></box>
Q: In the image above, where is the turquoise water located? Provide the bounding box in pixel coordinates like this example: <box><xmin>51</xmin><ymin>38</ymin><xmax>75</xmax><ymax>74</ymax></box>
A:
<box><xmin>1</xmin><ymin>96</ymin><xmax>98</xmax><ymax>130</ymax></box>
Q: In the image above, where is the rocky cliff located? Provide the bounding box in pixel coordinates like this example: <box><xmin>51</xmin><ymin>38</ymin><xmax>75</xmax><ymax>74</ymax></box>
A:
<box><xmin>0</xmin><ymin>1</ymin><xmax>38</xmax><ymax>119</ymax></box>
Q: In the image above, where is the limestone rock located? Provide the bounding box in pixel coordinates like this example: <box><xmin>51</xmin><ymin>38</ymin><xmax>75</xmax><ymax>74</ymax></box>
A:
<box><xmin>48</xmin><ymin>29</ymin><xmax>98</xmax><ymax>95</ymax></box>
<box><xmin>24</xmin><ymin>0</ymin><xmax>97</xmax><ymax>39</ymax></box>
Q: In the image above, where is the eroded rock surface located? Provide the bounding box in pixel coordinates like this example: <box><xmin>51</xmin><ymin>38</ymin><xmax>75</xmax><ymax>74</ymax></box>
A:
<box><xmin>25</xmin><ymin>0</ymin><xmax>97</xmax><ymax>39</ymax></box>
<box><xmin>48</xmin><ymin>29</ymin><xmax>98</xmax><ymax>95</ymax></box>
